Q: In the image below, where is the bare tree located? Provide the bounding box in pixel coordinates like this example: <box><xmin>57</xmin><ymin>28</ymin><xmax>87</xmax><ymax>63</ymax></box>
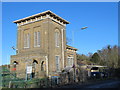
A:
<box><xmin>66</xmin><ymin>37</ymin><xmax>72</xmax><ymax>45</ymax></box>
<box><xmin>97</xmin><ymin>45</ymin><xmax>119</xmax><ymax>68</ymax></box>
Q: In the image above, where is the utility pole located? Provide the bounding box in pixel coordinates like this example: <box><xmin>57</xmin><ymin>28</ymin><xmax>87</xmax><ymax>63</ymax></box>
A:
<box><xmin>71</xmin><ymin>26</ymin><xmax>88</xmax><ymax>82</ymax></box>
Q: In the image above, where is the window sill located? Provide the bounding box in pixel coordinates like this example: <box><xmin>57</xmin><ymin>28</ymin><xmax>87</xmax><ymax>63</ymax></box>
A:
<box><xmin>56</xmin><ymin>46</ymin><xmax>60</xmax><ymax>48</ymax></box>
<box><xmin>56</xmin><ymin>70</ymin><xmax>61</xmax><ymax>73</ymax></box>
<box><xmin>24</xmin><ymin>47</ymin><xmax>29</xmax><ymax>49</ymax></box>
<box><xmin>34</xmin><ymin>45</ymin><xmax>40</xmax><ymax>48</ymax></box>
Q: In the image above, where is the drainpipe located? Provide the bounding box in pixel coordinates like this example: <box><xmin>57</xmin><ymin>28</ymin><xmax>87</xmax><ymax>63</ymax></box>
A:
<box><xmin>62</xmin><ymin>29</ymin><xmax>64</xmax><ymax>69</ymax></box>
<box><xmin>45</xmin><ymin>56</ymin><xmax>49</xmax><ymax>76</ymax></box>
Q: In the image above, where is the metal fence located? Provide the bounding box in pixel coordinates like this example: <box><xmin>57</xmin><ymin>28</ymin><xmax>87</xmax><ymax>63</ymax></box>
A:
<box><xmin>2</xmin><ymin>69</ymin><xmax>88</xmax><ymax>88</ymax></box>
<box><xmin>2</xmin><ymin>67</ymin><xmax>111</xmax><ymax>88</ymax></box>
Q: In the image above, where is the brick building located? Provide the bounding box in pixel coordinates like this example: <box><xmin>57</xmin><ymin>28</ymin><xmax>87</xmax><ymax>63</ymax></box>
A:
<box><xmin>10</xmin><ymin>10</ymin><xmax>77</xmax><ymax>79</ymax></box>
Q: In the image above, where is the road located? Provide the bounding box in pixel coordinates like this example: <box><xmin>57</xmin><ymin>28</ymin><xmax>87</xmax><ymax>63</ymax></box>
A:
<box><xmin>85</xmin><ymin>80</ymin><xmax>120</xmax><ymax>88</ymax></box>
<box><xmin>58</xmin><ymin>79</ymin><xmax>120</xmax><ymax>89</ymax></box>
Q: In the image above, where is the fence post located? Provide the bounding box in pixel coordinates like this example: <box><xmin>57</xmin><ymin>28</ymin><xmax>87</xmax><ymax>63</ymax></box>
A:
<box><xmin>51</xmin><ymin>77</ymin><xmax>52</xmax><ymax>88</ymax></box>
<box><xmin>8</xmin><ymin>81</ymin><xmax>11</xmax><ymax>88</ymax></box>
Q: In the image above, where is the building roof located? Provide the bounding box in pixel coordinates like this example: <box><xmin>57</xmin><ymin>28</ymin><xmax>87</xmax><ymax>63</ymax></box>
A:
<box><xmin>13</xmin><ymin>10</ymin><xmax>69</xmax><ymax>24</ymax></box>
<box><xmin>66</xmin><ymin>45</ymin><xmax>77</xmax><ymax>51</ymax></box>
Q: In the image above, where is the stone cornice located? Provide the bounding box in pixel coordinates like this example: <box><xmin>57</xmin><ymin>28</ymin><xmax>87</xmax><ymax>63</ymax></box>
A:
<box><xmin>13</xmin><ymin>10</ymin><xmax>69</xmax><ymax>25</ymax></box>
<box><xmin>16</xmin><ymin>15</ymin><xmax>67</xmax><ymax>27</ymax></box>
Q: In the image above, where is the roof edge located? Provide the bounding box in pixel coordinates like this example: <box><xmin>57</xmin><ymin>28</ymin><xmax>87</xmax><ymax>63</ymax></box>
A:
<box><xmin>66</xmin><ymin>45</ymin><xmax>78</xmax><ymax>51</ymax></box>
<box><xmin>13</xmin><ymin>10</ymin><xmax>69</xmax><ymax>24</ymax></box>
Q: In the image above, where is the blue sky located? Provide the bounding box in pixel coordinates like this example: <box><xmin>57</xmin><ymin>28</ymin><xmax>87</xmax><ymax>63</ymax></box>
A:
<box><xmin>2</xmin><ymin>2</ymin><xmax>118</xmax><ymax>65</ymax></box>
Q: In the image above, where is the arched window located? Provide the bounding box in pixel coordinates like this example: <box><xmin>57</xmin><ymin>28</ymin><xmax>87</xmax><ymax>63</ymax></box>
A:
<box><xmin>31</xmin><ymin>60</ymin><xmax>38</xmax><ymax>78</ymax></box>
<box><xmin>13</xmin><ymin>61</ymin><xmax>18</xmax><ymax>71</ymax></box>
<box><xmin>55</xmin><ymin>30</ymin><xmax>60</xmax><ymax>47</ymax></box>
<box><xmin>41</xmin><ymin>61</ymin><xmax>45</xmax><ymax>71</ymax></box>
<box><xmin>33</xmin><ymin>60</ymin><xmax>38</xmax><ymax>69</ymax></box>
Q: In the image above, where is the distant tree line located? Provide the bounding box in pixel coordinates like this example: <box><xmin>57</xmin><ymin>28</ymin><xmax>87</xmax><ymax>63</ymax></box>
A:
<box><xmin>94</xmin><ymin>45</ymin><xmax>119</xmax><ymax>69</ymax></box>
<box><xmin>77</xmin><ymin>45</ymin><xmax>120</xmax><ymax>78</ymax></box>
<box><xmin>77</xmin><ymin>45</ymin><xmax>120</xmax><ymax>69</ymax></box>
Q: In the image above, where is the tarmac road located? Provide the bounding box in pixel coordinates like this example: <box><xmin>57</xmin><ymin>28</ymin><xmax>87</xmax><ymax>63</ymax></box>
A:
<box><xmin>59</xmin><ymin>79</ymin><xmax>120</xmax><ymax>89</ymax></box>
<box><xmin>85</xmin><ymin>80</ymin><xmax>120</xmax><ymax>88</ymax></box>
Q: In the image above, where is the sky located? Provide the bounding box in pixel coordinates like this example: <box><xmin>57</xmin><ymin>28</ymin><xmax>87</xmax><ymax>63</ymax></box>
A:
<box><xmin>2</xmin><ymin>2</ymin><xmax>118</xmax><ymax>65</ymax></box>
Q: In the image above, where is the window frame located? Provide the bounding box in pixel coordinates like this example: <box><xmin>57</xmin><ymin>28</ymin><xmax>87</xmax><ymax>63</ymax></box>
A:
<box><xmin>24</xmin><ymin>33</ymin><xmax>30</xmax><ymax>48</ymax></box>
<box><xmin>55</xmin><ymin>55</ymin><xmax>60</xmax><ymax>72</ymax></box>
<box><xmin>67</xmin><ymin>57</ymin><xmax>74</xmax><ymax>67</ymax></box>
<box><xmin>34</xmin><ymin>31</ymin><xmax>40</xmax><ymax>47</ymax></box>
<box><xmin>55</xmin><ymin>31</ymin><xmax>60</xmax><ymax>47</ymax></box>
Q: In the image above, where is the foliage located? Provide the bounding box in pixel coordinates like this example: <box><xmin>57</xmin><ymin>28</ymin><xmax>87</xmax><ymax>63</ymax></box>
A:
<box><xmin>77</xmin><ymin>53</ymin><xmax>89</xmax><ymax>61</ymax></box>
<box><xmin>90</xmin><ymin>53</ymin><xmax>101</xmax><ymax>64</ymax></box>
<box><xmin>97</xmin><ymin>45</ymin><xmax>119</xmax><ymax>68</ymax></box>
<box><xmin>77</xmin><ymin>45</ymin><xmax>119</xmax><ymax>69</ymax></box>
<box><xmin>77</xmin><ymin>53</ymin><xmax>93</xmax><ymax>65</ymax></box>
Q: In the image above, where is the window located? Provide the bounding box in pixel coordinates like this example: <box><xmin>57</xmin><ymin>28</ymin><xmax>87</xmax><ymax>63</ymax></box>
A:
<box><xmin>33</xmin><ymin>60</ymin><xmax>38</xmax><ymax>69</ymax></box>
<box><xmin>37</xmin><ymin>32</ymin><xmax>40</xmax><ymax>46</ymax></box>
<box><xmin>41</xmin><ymin>61</ymin><xmax>45</xmax><ymax>71</ymax></box>
<box><xmin>55</xmin><ymin>31</ymin><xmax>60</xmax><ymax>47</ymax></box>
<box><xmin>55</xmin><ymin>56</ymin><xmax>60</xmax><ymax>71</ymax></box>
<box><xmin>34</xmin><ymin>31</ymin><xmax>40</xmax><ymax>47</ymax></box>
<box><xmin>68</xmin><ymin>57</ymin><xmax>74</xmax><ymax>66</ymax></box>
<box><xmin>13</xmin><ymin>61</ymin><xmax>18</xmax><ymax>71</ymax></box>
<box><xmin>32</xmin><ymin>60</ymin><xmax>38</xmax><ymax>78</ymax></box>
<box><xmin>24</xmin><ymin>33</ymin><xmax>30</xmax><ymax>48</ymax></box>
<box><xmin>34</xmin><ymin>32</ymin><xmax>37</xmax><ymax>47</ymax></box>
